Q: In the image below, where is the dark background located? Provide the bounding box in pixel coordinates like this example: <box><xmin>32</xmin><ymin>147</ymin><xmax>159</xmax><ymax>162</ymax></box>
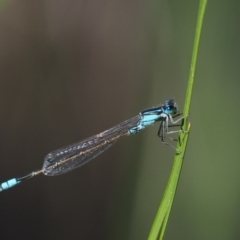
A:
<box><xmin>0</xmin><ymin>0</ymin><xmax>240</xmax><ymax>239</ymax></box>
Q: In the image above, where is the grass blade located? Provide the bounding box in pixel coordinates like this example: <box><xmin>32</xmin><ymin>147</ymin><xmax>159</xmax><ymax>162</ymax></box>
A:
<box><xmin>148</xmin><ymin>1</ymin><xmax>207</xmax><ymax>239</ymax></box>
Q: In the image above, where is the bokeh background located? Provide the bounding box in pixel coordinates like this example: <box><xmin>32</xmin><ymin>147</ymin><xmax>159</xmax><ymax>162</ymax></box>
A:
<box><xmin>0</xmin><ymin>0</ymin><xmax>239</xmax><ymax>239</ymax></box>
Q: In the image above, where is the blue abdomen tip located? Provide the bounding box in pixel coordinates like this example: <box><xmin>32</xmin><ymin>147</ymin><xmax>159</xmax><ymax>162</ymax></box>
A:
<box><xmin>0</xmin><ymin>178</ymin><xmax>19</xmax><ymax>191</ymax></box>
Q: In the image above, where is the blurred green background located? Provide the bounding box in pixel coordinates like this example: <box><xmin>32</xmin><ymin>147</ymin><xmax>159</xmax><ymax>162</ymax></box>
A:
<box><xmin>0</xmin><ymin>0</ymin><xmax>240</xmax><ymax>239</ymax></box>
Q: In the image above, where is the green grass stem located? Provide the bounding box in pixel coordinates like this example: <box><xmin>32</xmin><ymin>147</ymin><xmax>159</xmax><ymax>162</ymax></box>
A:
<box><xmin>148</xmin><ymin>1</ymin><xmax>207</xmax><ymax>239</ymax></box>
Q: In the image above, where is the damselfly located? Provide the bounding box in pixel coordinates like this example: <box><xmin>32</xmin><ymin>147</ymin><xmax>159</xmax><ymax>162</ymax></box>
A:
<box><xmin>0</xmin><ymin>99</ymin><xmax>184</xmax><ymax>191</ymax></box>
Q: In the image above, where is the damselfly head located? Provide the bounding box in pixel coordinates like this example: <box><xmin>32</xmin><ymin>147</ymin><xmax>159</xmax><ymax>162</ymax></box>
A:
<box><xmin>164</xmin><ymin>99</ymin><xmax>178</xmax><ymax>115</ymax></box>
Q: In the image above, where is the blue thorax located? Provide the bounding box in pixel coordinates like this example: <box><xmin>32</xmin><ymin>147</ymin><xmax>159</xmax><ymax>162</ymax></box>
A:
<box><xmin>129</xmin><ymin>99</ymin><xmax>178</xmax><ymax>134</ymax></box>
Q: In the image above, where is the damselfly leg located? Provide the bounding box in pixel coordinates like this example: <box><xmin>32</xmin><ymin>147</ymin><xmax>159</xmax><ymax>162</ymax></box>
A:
<box><xmin>157</xmin><ymin>113</ymin><xmax>187</xmax><ymax>151</ymax></box>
